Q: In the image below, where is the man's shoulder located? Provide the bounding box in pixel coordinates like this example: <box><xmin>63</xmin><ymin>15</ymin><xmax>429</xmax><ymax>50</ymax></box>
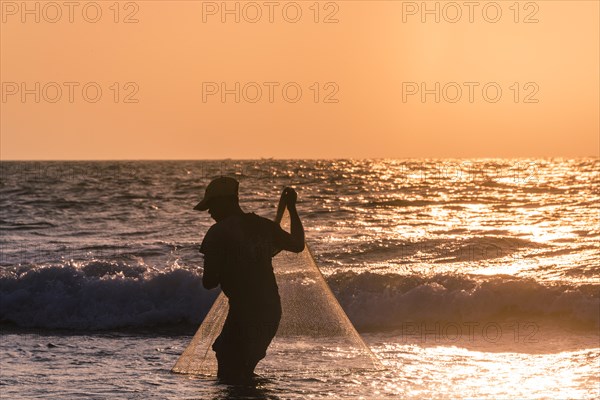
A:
<box><xmin>200</xmin><ymin>223</ymin><xmax>225</xmax><ymax>254</ymax></box>
<box><xmin>207</xmin><ymin>212</ymin><xmax>274</xmax><ymax>234</ymax></box>
<box><xmin>247</xmin><ymin>212</ymin><xmax>275</xmax><ymax>225</ymax></box>
<box><xmin>200</xmin><ymin>216</ymin><xmax>251</xmax><ymax>253</ymax></box>
<box><xmin>204</xmin><ymin>221</ymin><xmax>223</xmax><ymax>236</ymax></box>
<box><xmin>246</xmin><ymin>213</ymin><xmax>281</xmax><ymax>233</ymax></box>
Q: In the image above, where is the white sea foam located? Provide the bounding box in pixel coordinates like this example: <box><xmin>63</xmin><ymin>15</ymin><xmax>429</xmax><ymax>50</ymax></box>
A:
<box><xmin>1</xmin><ymin>262</ymin><xmax>597</xmax><ymax>331</ymax></box>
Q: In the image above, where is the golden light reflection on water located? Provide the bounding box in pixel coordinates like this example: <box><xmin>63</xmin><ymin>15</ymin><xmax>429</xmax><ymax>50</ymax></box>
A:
<box><xmin>470</xmin><ymin>261</ymin><xmax>532</xmax><ymax>277</ymax></box>
<box><xmin>314</xmin><ymin>159</ymin><xmax>600</xmax><ymax>285</ymax></box>
<box><xmin>509</xmin><ymin>223</ymin><xmax>577</xmax><ymax>244</ymax></box>
<box><xmin>369</xmin><ymin>342</ymin><xmax>600</xmax><ymax>399</ymax></box>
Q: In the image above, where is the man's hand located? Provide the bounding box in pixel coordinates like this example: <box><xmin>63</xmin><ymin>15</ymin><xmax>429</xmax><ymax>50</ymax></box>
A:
<box><xmin>282</xmin><ymin>187</ymin><xmax>298</xmax><ymax>209</ymax></box>
<box><xmin>275</xmin><ymin>187</ymin><xmax>304</xmax><ymax>253</ymax></box>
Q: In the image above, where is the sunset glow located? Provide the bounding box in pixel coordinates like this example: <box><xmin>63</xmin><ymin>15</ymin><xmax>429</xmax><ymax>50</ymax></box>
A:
<box><xmin>1</xmin><ymin>1</ymin><xmax>598</xmax><ymax>159</ymax></box>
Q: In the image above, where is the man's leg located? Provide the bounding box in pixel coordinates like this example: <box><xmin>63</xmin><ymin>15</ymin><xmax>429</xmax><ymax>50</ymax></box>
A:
<box><xmin>213</xmin><ymin>312</ymin><xmax>246</xmax><ymax>381</ymax></box>
<box><xmin>244</xmin><ymin>319</ymin><xmax>280</xmax><ymax>376</ymax></box>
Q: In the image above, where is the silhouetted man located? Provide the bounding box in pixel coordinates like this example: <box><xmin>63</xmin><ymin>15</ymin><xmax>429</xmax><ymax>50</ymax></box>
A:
<box><xmin>195</xmin><ymin>177</ymin><xmax>305</xmax><ymax>382</ymax></box>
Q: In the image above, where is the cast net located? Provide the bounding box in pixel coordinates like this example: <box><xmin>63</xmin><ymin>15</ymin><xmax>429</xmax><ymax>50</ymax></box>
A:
<box><xmin>172</xmin><ymin>202</ymin><xmax>382</xmax><ymax>375</ymax></box>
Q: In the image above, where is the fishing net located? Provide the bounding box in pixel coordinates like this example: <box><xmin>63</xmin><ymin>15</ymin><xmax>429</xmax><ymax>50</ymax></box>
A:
<box><xmin>172</xmin><ymin>205</ymin><xmax>382</xmax><ymax>376</ymax></box>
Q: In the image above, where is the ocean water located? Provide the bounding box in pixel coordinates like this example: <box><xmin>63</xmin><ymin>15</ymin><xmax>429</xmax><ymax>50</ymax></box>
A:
<box><xmin>1</xmin><ymin>159</ymin><xmax>598</xmax><ymax>399</ymax></box>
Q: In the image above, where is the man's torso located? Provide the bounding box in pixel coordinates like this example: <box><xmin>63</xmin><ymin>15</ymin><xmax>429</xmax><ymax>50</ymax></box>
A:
<box><xmin>201</xmin><ymin>212</ymin><xmax>281</xmax><ymax>319</ymax></box>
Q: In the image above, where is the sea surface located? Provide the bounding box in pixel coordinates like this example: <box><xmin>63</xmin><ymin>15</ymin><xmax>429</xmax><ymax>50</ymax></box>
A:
<box><xmin>1</xmin><ymin>159</ymin><xmax>599</xmax><ymax>399</ymax></box>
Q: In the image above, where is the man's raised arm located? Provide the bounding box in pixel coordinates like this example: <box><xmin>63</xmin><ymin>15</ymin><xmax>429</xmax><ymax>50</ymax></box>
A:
<box><xmin>274</xmin><ymin>187</ymin><xmax>305</xmax><ymax>253</ymax></box>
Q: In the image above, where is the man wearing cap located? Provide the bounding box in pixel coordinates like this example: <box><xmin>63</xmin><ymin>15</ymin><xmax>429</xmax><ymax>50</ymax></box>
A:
<box><xmin>195</xmin><ymin>177</ymin><xmax>305</xmax><ymax>382</ymax></box>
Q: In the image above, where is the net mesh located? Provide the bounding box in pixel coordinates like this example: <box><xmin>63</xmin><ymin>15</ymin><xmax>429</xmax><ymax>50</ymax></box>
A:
<box><xmin>172</xmin><ymin>208</ymin><xmax>382</xmax><ymax>375</ymax></box>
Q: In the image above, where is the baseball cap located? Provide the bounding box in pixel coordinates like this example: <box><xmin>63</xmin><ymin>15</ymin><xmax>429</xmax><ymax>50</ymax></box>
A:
<box><xmin>194</xmin><ymin>177</ymin><xmax>239</xmax><ymax>211</ymax></box>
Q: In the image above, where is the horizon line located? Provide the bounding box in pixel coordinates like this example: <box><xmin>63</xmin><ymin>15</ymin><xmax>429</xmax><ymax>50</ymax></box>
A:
<box><xmin>1</xmin><ymin>156</ymin><xmax>599</xmax><ymax>162</ymax></box>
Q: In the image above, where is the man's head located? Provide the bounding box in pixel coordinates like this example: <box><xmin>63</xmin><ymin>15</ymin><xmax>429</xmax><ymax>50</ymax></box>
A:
<box><xmin>194</xmin><ymin>177</ymin><xmax>241</xmax><ymax>222</ymax></box>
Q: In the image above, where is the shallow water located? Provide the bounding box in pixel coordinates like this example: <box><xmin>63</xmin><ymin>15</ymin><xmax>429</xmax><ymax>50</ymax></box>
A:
<box><xmin>1</xmin><ymin>327</ymin><xmax>598</xmax><ymax>399</ymax></box>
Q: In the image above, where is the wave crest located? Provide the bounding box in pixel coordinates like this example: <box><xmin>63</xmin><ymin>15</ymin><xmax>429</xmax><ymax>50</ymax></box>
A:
<box><xmin>1</xmin><ymin>263</ymin><xmax>598</xmax><ymax>332</ymax></box>
<box><xmin>329</xmin><ymin>271</ymin><xmax>600</xmax><ymax>330</ymax></box>
<box><xmin>0</xmin><ymin>261</ymin><xmax>215</xmax><ymax>330</ymax></box>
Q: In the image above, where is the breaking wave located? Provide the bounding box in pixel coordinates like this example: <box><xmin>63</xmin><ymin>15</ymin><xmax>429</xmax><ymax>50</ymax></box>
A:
<box><xmin>329</xmin><ymin>271</ymin><xmax>600</xmax><ymax>330</ymax></box>
<box><xmin>1</xmin><ymin>262</ymin><xmax>598</xmax><ymax>332</ymax></box>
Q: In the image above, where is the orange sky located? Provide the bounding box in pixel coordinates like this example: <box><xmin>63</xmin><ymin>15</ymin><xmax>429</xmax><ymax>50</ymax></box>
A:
<box><xmin>1</xmin><ymin>0</ymin><xmax>598</xmax><ymax>159</ymax></box>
